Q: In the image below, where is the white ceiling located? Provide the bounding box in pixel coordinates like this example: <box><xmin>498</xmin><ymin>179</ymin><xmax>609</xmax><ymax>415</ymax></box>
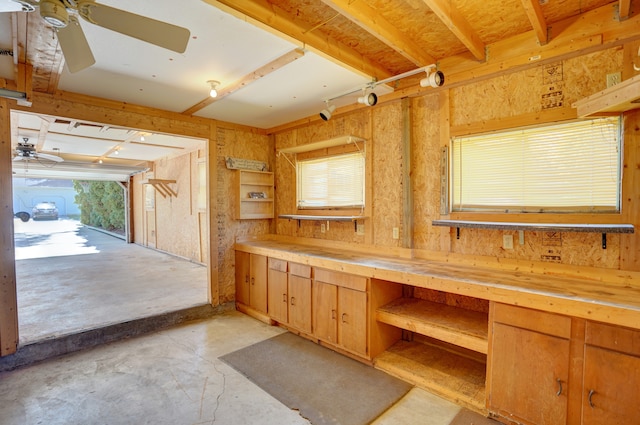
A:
<box><xmin>0</xmin><ymin>0</ymin><xmax>389</xmax><ymax>180</ymax></box>
<box><xmin>1</xmin><ymin>0</ymin><xmax>379</xmax><ymax>128</ymax></box>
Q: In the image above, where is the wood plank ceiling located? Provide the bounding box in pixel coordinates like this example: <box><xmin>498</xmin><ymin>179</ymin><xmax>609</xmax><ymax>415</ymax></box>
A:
<box><xmin>8</xmin><ymin>0</ymin><xmax>638</xmax><ymax>110</ymax></box>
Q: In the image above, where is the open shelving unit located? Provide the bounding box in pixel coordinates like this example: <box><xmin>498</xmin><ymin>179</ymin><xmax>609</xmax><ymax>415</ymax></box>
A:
<box><xmin>235</xmin><ymin>169</ymin><xmax>274</xmax><ymax>219</ymax></box>
<box><xmin>375</xmin><ymin>296</ymin><xmax>489</xmax><ymax>414</ymax></box>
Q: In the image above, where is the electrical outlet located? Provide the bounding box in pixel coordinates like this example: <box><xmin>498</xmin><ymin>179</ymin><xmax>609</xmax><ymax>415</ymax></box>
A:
<box><xmin>606</xmin><ymin>72</ymin><xmax>621</xmax><ymax>88</ymax></box>
<box><xmin>393</xmin><ymin>227</ymin><xmax>399</xmax><ymax>240</ymax></box>
<box><xmin>357</xmin><ymin>223</ymin><xmax>365</xmax><ymax>236</ymax></box>
<box><xmin>320</xmin><ymin>223</ymin><xmax>326</xmax><ymax>233</ymax></box>
<box><xmin>503</xmin><ymin>234</ymin><xmax>514</xmax><ymax>250</ymax></box>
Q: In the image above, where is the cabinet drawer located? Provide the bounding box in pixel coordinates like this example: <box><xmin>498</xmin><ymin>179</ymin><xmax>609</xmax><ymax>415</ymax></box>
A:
<box><xmin>585</xmin><ymin>321</ymin><xmax>640</xmax><ymax>357</ymax></box>
<box><xmin>289</xmin><ymin>262</ymin><xmax>311</xmax><ymax>278</ymax></box>
<box><xmin>268</xmin><ymin>257</ymin><xmax>288</xmax><ymax>273</ymax></box>
<box><xmin>492</xmin><ymin>303</ymin><xmax>571</xmax><ymax>339</ymax></box>
<box><xmin>314</xmin><ymin>268</ymin><xmax>367</xmax><ymax>292</ymax></box>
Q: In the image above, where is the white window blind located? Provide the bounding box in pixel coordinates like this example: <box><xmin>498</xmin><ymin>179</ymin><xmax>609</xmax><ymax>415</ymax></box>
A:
<box><xmin>451</xmin><ymin>117</ymin><xmax>621</xmax><ymax>212</ymax></box>
<box><xmin>297</xmin><ymin>152</ymin><xmax>365</xmax><ymax>208</ymax></box>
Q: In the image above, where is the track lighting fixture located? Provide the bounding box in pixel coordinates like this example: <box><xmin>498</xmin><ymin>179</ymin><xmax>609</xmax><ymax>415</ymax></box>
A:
<box><xmin>420</xmin><ymin>69</ymin><xmax>445</xmax><ymax>88</ymax></box>
<box><xmin>320</xmin><ymin>103</ymin><xmax>336</xmax><ymax>121</ymax></box>
<box><xmin>320</xmin><ymin>63</ymin><xmax>444</xmax><ymax>118</ymax></box>
<box><xmin>357</xmin><ymin>90</ymin><xmax>378</xmax><ymax>107</ymax></box>
<box><xmin>208</xmin><ymin>80</ymin><xmax>220</xmax><ymax>98</ymax></box>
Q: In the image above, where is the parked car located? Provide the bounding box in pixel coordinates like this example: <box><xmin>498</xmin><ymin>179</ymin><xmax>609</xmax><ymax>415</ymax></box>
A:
<box><xmin>32</xmin><ymin>202</ymin><xmax>59</xmax><ymax>221</ymax></box>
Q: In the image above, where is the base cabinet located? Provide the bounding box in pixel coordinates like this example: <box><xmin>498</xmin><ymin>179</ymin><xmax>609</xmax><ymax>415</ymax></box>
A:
<box><xmin>313</xmin><ymin>269</ymin><xmax>368</xmax><ymax>357</ymax></box>
<box><xmin>489</xmin><ymin>303</ymin><xmax>640</xmax><ymax>425</ymax></box>
<box><xmin>581</xmin><ymin>322</ymin><xmax>640</xmax><ymax>424</ymax></box>
<box><xmin>267</xmin><ymin>259</ymin><xmax>312</xmax><ymax>334</ymax></box>
<box><xmin>489</xmin><ymin>321</ymin><xmax>570</xmax><ymax>425</ymax></box>
<box><xmin>235</xmin><ymin>251</ymin><xmax>267</xmax><ymax>313</ymax></box>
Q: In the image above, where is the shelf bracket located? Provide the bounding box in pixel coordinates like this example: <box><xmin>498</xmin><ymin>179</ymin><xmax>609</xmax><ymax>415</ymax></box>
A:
<box><xmin>144</xmin><ymin>179</ymin><xmax>177</xmax><ymax>198</ymax></box>
<box><xmin>277</xmin><ymin>151</ymin><xmax>296</xmax><ymax>170</ymax></box>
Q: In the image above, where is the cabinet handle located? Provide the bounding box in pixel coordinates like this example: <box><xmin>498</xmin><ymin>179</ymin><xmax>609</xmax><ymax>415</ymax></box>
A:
<box><xmin>290</xmin><ymin>296</ymin><xmax>296</xmax><ymax>306</ymax></box>
<box><xmin>331</xmin><ymin>309</ymin><xmax>336</xmax><ymax>320</ymax></box>
<box><xmin>282</xmin><ymin>293</ymin><xmax>287</xmax><ymax>303</ymax></box>
<box><xmin>341</xmin><ymin>313</ymin><xmax>348</xmax><ymax>323</ymax></box>
<box><xmin>588</xmin><ymin>389</ymin><xmax>596</xmax><ymax>408</ymax></box>
<box><xmin>250</xmin><ymin>277</ymin><xmax>255</xmax><ymax>285</ymax></box>
<box><xmin>245</xmin><ymin>275</ymin><xmax>249</xmax><ymax>284</ymax></box>
<box><xmin>556</xmin><ymin>379</ymin><xmax>563</xmax><ymax>396</ymax></box>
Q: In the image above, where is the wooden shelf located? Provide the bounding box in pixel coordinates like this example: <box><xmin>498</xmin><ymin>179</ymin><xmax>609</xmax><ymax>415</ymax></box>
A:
<box><xmin>573</xmin><ymin>73</ymin><xmax>640</xmax><ymax>117</ymax></box>
<box><xmin>377</xmin><ymin>298</ymin><xmax>488</xmax><ymax>354</ymax></box>
<box><xmin>375</xmin><ymin>340</ymin><xmax>487</xmax><ymax>414</ymax></box>
<box><xmin>277</xmin><ymin>135</ymin><xmax>365</xmax><ymax>155</ymax></box>
<box><xmin>432</xmin><ymin>219</ymin><xmax>634</xmax><ymax>234</ymax></box>
<box><xmin>279</xmin><ymin>214</ymin><xmax>366</xmax><ymax>222</ymax></box>
<box><xmin>236</xmin><ymin>170</ymin><xmax>274</xmax><ymax>220</ymax></box>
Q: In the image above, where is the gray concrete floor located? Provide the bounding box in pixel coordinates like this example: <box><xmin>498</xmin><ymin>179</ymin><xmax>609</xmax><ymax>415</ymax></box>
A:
<box><xmin>13</xmin><ymin>218</ymin><xmax>208</xmax><ymax>344</ymax></box>
<box><xmin>0</xmin><ymin>310</ymin><xmax>469</xmax><ymax>425</ymax></box>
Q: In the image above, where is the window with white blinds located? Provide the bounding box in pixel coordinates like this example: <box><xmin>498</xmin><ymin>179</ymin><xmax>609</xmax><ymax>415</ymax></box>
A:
<box><xmin>297</xmin><ymin>151</ymin><xmax>365</xmax><ymax>208</ymax></box>
<box><xmin>451</xmin><ymin>117</ymin><xmax>621</xmax><ymax>213</ymax></box>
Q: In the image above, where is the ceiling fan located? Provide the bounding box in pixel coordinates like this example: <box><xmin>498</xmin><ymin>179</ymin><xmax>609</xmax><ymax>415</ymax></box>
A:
<box><xmin>4</xmin><ymin>0</ymin><xmax>190</xmax><ymax>73</ymax></box>
<box><xmin>13</xmin><ymin>139</ymin><xmax>64</xmax><ymax>162</ymax></box>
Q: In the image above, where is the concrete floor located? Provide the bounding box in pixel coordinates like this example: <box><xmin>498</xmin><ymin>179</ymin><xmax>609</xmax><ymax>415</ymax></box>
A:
<box><xmin>13</xmin><ymin>218</ymin><xmax>208</xmax><ymax>343</ymax></box>
<box><xmin>0</xmin><ymin>310</ymin><xmax>471</xmax><ymax>425</ymax></box>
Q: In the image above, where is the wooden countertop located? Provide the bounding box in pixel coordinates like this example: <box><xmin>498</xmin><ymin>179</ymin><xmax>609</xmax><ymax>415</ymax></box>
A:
<box><xmin>235</xmin><ymin>237</ymin><xmax>640</xmax><ymax>330</ymax></box>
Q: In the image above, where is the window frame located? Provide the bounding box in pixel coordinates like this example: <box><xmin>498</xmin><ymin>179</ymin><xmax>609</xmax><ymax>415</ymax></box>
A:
<box><xmin>295</xmin><ymin>143</ymin><xmax>366</xmax><ymax>215</ymax></box>
<box><xmin>447</xmin><ymin>116</ymin><xmax>624</xmax><ymax>220</ymax></box>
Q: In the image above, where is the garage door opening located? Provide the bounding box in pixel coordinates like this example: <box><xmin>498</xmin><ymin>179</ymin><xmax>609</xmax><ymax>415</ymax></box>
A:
<box><xmin>11</xmin><ymin>111</ymin><xmax>210</xmax><ymax>346</ymax></box>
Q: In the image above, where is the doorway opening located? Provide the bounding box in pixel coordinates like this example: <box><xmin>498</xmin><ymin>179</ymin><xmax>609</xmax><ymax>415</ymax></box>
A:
<box><xmin>11</xmin><ymin>111</ymin><xmax>210</xmax><ymax>345</ymax></box>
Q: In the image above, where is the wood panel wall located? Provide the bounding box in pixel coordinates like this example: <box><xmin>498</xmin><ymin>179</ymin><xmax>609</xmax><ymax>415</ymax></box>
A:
<box><xmin>272</xmin><ymin>44</ymin><xmax>640</xmax><ymax>284</ymax></box>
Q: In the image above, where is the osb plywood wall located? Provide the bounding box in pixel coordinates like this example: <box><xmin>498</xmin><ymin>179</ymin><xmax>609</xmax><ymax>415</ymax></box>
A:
<box><xmin>132</xmin><ymin>150</ymin><xmax>205</xmax><ymax>262</ymax></box>
<box><xmin>273</xmin><ymin>46</ymin><xmax>635</xmax><ymax>271</ymax></box>
<box><xmin>275</xmin><ymin>111</ymin><xmax>374</xmax><ymax>242</ymax></box>
<box><xmin>216</xmin><ymin>126</ymin><xmax>272</xmax><ymax>303</ymax></box>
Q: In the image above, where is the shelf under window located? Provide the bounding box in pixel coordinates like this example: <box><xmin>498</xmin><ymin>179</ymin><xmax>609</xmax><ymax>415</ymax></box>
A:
<box><xmin>432</xmin><ymin>219</ymin><xmax>634</xmax><ymax>249</ymax></box>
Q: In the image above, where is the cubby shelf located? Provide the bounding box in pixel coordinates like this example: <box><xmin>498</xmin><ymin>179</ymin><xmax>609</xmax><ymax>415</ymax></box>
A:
<box><xmin>375</xmin><ymin>339</ymin><xmax>487</xmax><ymax>413</ymax></box>
<box><xmin>376</xmin><ymin>298</ymin><xmax>488</xmax><ymax>354</ymax></box>
<box><xmin>235</xmin><ymin>170</ymin><xmax>274</xmax><ymax>220</ymax></box>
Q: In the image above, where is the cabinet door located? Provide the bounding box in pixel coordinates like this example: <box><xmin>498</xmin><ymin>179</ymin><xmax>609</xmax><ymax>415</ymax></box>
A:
<box><xmin>489</xmin><ymin>322</ymin><xmax>570</xmax><ymax>425</ymax></box>
<box><xmin>313</xmin><ymin>281</ymin><xmax>337</xmax><ymax>344</ymax></box>
<box><xmin>268</xmin><ymin>268</ymin><xmax>288</xmax><ymax>324</ymax></box>
<box><xmin>582</xmin><ymin>346</ymin><xmax>640</xmax><ymax>424</ymax></box>
<box><xmin>338</xmin><ymin>288</ymin><xmax>367</xmax><ymax>356</ymax></box>
<box><xmin>249</xmin><ymin>254</ymin><xmax>268</xmax><ymax>313</ymax></box>
<box><xmin>289</xmin><ymin>275</ymin><xmax>312</xmax><ymax>333</ymax></box>
<box><xmin>235</xmin><ymin>251</ymin><xmax>250</xmax><ymax>305</ymax></box>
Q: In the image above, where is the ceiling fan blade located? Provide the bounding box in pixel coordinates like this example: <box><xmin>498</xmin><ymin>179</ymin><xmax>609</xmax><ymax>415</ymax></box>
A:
<box><xmin>78</xmin><ymin>2</ymin><xmax>190</xmax><ymax>53</ymax></box>
<box><xmin>35</xmin><ymin>152</ymin><xmax>64</xmax><ymax>162</ymax></box>
<box><xmin>2</xmin><ymin>0</ymin><xmax>25</xmax><ymax>12</ymax></box>
<box><xmin>12</xmin><ymin>155</ymin><xmax>25</xmax><ymax>162</ymax></box>
<box><xmin>56</xmin><ymin>15</ymin><xmax>96</xmax><ymax>73</ymax></box>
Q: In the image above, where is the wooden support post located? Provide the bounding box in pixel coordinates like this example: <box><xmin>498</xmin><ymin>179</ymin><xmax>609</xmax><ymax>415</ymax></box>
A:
<box><xmin>401</xmin><ymin>97</ymin><xmax>413</xmax><ymax>249</ymax></box>
<box><xmin>207</xmin><ymin>123</ymin><xmax>219</xmax><ymax>306</ymax></box>
<box><xmin>0</xmin><ymin>98</ymin><xmax>19</xmax><ymax>356</ymax></box>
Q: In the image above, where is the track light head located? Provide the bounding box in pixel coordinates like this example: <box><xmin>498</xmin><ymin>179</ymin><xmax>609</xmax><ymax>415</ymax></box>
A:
<box><xmin>320</xmin><ymin>104</ymin><xmax>336</xmax><ymax>121</ymax></box>
<box><xmin>420</xmin><ymin>70</ymin><xmax>445</xmax><ymax>88</ymax></box>
<box><xmin>357</xmin><ymin>92</ymin><xmax>378</xmax><ymax>107</ymax></box>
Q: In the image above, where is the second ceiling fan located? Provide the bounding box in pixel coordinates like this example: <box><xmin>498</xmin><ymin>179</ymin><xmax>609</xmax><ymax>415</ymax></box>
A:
<box><xmin>11</xmin><ymin>0</ymin><xmax>191</xmax><ymax>73</ymax></box>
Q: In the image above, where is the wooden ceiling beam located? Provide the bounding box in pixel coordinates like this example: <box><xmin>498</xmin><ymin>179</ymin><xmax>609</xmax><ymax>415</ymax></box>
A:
<box><xmin>320</xmin><ymin>0</ymin><xmax>436</xmax><ymax>67</ymax></box>
<box><xmin>182</xmin><ymin>48</ymin><xmax>305</xmax><ymax>116</ymax></box>
<box><xmin>202</xmin><ymin>0</ymin><xmax>393</xmax><ymax>81</ymax></box>
<box><xmin>520</xmin><ymin>0</ymin><xmax>548</xmax><ymax>45</ymax></box>
<box><xmin>618</xmin><ymin>0</ymin><xmax>631</xmax><ymax>20</ymax></box>
<box><xmin>421</xmin><ymin>0</ymin><xmax>486</xmax><ymax>61</ymax></box>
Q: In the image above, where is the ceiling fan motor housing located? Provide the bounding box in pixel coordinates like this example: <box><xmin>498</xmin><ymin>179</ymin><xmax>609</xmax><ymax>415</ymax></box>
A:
<box><xmin>40</xmin><ymin>0</ymin><xmax>70</xmax><ymax>28</ymax></box>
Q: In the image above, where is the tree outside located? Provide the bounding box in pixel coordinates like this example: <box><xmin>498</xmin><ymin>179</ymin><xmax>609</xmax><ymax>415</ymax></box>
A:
<box><xmin>73</xmin><ymin>181</ymin><xmax>125</xmax><ymax>234</ymax></box>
